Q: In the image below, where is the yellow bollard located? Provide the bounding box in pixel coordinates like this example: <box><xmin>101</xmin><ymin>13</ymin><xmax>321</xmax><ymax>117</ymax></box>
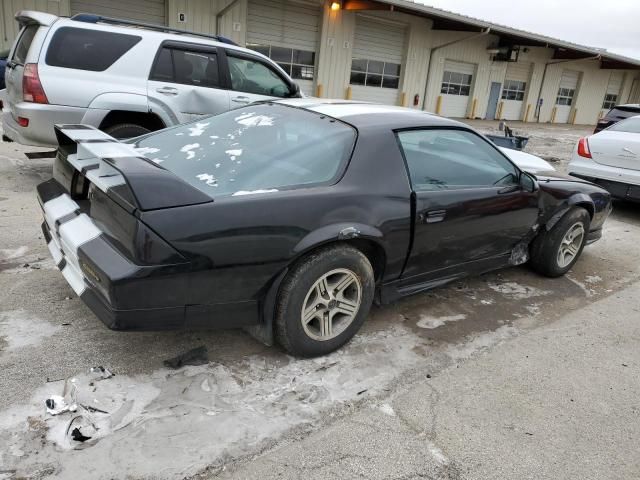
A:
<box><xmin>435</xmin><ymin>95</ymin><xmax>442</xmax><ymax>115</ymax></box>
<box><xmin>496</xmin><ymin>101</ymin><xmax>504</xmax><ymax>120</ymax></box>
<box><xmin>570</xmin><ymin>109</ymin><xmax>578</xmax><ymax>124</ymax></box>
<box><xmin>524</xmin><ymin>104</ymin><xmax>531</xmax><ymax>122</ymax></box>
<box><xmin>399</xmin><ymin>92</ymin><xmax>406</xmax><ymax>107</ymax></box>
<box><xmin>469</xmin><ymin>98</ymin><xmax>477</xmax><ymax>119</ymax></box>
<box><xmin>316</xmin><ymin>84</ymin><xmax>324</xmax><ymax>98</ymax></box>
<box><xmin>345</xmin><ymin>86</ymin><xmax>352</xmax><ymax>100</ymax></box>
<box><xmin>551</xmin><ymin>107</ymin><xmax>557</xmax><ymax>123</ymax></box>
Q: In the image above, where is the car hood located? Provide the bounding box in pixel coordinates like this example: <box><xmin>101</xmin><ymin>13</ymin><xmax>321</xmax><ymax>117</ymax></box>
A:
<box><xmin>499</xmin><ymin>147</ymin><xmax>556</xmax><ymax>173</ymax></box>
<box><xmin>533</xmin><ymin>171</ymin><xmax>594</xmax><ymax>184</ymax></box>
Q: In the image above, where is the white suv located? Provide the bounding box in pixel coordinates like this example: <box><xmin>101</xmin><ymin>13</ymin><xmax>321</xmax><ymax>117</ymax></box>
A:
<box><xmin>2</xmin><ymin>11</ymin><xmax>301</xmax><ymax>146</ymax></box>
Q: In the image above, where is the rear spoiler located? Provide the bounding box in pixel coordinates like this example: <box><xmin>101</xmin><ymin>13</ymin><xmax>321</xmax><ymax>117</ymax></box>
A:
<box><xmin>54</xmin><ymin>124</ymin><xmax>212</xmax><ymax>212</ymax></box>
<box><xmin>16</xmin><ymin>10</ymin><xmax>58</xmax><ymax>27</ymax></box>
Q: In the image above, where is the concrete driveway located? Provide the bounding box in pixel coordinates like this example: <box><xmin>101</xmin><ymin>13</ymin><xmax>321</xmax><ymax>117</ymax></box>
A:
<box><xmin>0</xmin><ymin>122</ymin><xmax>638</xmax><ymax>480</ymax></box>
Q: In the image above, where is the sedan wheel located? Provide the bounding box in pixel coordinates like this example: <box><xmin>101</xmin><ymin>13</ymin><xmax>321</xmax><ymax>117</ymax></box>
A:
<box><xmin>556</xmin><ymin>222</ymin><xmax>585</xmax><ymax>268</ymax></box>
<box><xmin>275</xmin><ymin>245</ymin><xmax>375</xmax><ymax>357</ymax></box>
<box><xmin>301</xmin><ymin>268</ymin><xmax>362</xmax><ymax>341</ymax></box>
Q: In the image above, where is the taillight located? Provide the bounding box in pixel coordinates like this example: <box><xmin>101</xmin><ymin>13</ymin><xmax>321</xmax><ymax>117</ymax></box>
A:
<box><xmin>23</xmin><ymin>63</ymin><xmax>48</xmax><ymax>104</ymax></box>
<box><xmin>18</xmin><ymin>117</ymin><xmax>29</xmax><ymax>127</ymax></box>
<box><xmin>577</xmin><ymin>137</ymin><xmax>592</xmax><ymax>159</ymax></box>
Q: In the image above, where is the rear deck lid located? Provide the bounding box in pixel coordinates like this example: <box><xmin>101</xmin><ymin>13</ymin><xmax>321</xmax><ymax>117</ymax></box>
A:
<box><xmin>589</xmin><ymin>117</ymin><xmax>640</xmax><ymax>171</ymax></box>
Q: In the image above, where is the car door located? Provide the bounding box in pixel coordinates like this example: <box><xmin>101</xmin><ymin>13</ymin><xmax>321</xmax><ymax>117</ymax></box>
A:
<box><xmin>147</xmin><ymin>42</ymin><xmax>230</xmax><ymax>124</ymax></box>
<box><xmin>397</xmin><ymin>127</ymin><xmax>539</xmax><ymax>284</ymax></box>
<box><xmin>223</xmin><ymin>51</ymin><xmax>293</xmax><ymax>107</ymax></box>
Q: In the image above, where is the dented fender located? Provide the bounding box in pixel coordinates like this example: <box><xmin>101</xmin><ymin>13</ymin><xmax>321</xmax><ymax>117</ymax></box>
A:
<box><xmin>543</xmin><ymin>193</ymin><xmax>594</xmax><ymax>231</ymax></box>
<box><xmin>293</xmin><ymin>223</ymin><xmax>384</xmax><ymax>256</ymax></box>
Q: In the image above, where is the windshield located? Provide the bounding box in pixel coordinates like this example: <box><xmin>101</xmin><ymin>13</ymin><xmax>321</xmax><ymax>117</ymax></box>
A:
<box><xmin>608</xmin><ymin>116</ymin><xmax>640</xmax><ymax>134</ymax></box>
<box><xmin>133</xmin><ymin>104</ymin><xmax>356</xmax><ymax>197</ymax></box>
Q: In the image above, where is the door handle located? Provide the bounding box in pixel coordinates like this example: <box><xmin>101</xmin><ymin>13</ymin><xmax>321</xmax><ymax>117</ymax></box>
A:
<box><xmin>232</xmin><ymin>96</ymin><xmax>250</xmax><ymax>104</ymax></box>
<box><xmin>420</xmin><ymin>210</ymin><xmax>446</xmax><ymax>224</ymax></box>
<box><xmin>156</xmin><ymin>86</ymin><xmax>179</xmax><ymax>95</ymax></box>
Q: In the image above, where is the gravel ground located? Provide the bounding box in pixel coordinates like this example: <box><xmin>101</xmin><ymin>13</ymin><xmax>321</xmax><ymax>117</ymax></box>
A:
<box><xmin>1</xmin><ymin>121</ymin><xmax>638</xmax><ymax>480</ymax></box>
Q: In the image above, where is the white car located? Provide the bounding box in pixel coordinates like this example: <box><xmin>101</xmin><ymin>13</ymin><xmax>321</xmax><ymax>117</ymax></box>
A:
<box><xmin>569</xmin><ymin>115</ymin><xmax>640</xmax><ymax>201</ymax></box>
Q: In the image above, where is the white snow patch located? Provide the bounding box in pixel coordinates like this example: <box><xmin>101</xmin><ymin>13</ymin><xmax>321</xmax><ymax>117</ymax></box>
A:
<box><xmin>236</xmin><ymin>114</ymin><xmax>274</xmax><ymax>127</ymax></box>
<box><xmin>225</xmin><ymin>149</ymin><xmax>242</xmax><ymax>156</ymax></box>
<box><xmin>427</xmin><ymin>442</ymin><xmax>449</xmax><ymax>465</ymax></box>
<box><xmin>487</xmin><ymin>282</ymin><xmax>551</xmax><ymax>300</ymax></box>
<box><xmin>188</xmin><ymin>122</ymin><xmax>210</xmax><ymax>137</ymax></box>
<box><xmin>378</xmin><ymin>404</ymin><xmax>396</xmax><ymax>416</ymax></box>
<box><xmin>180</xmin><ymin>143</ymin><xmax>200</xmax><ymax>160</ymax></box>
<box><xmin>480</xmin><ymin>299</ymin><xmax>495</xmax><ymax>305</ymax></box>
<box><xmin>585</xmin><ymin>275</ymin><xmax>602</xmax><ymax>284</ymax></box>
<box><xmin>196</xmin><ymin>173</ymin><xmax>218</xmax><ymax>187</ymax></box>
<box><xmin>0</xmin><ymin>310</ymin><xmax>60</xmax><ymax>351</ymax></box>
<box><xmin>133</xmin><ymin>147</ymin><xmax>160</xmax><ymax>156</ymax></box>
<box><xmin>231</xmin><ymin>189</ymin><xmax>278</xmax><ymax>196</ymax></box>
<box><xmin>416</xmin><ymin>314</ymin><xmax>466</xmax><ymax>329</ymax></box>
<box><xmin>0</xmin><ymin>246</ymin><xmax>28</xmax><ymax>261</ymax></box>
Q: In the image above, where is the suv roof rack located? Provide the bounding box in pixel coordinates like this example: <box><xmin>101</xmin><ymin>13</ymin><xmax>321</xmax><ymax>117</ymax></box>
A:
<box><xmin>70</xmin><ymin>13</ymin><xmax>239</xmax><ymax>46</ymax></box>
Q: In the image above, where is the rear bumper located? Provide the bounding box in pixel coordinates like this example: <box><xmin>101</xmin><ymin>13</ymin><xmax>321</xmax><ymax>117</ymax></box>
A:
<box><xmin>38</xmin><ymin>178</ymin><xmax>260</xmax><ymax>330</ymax></box>
<box><xmin>568</xmin><ymin>156</ymin><xmax>640</xmax><ymax>201</ymax></box>
<box><xmin>2</xmin><ymin>102</ymin><xmax>86</xmax><ymax>147</ymax></box>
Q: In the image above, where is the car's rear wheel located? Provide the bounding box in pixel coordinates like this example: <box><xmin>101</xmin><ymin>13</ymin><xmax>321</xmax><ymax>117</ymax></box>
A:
<box><xmin>529</xmin><ymin>207</ymin><xmax>590</xmax><ymax>277</ymax></box>
<box><xmin>275</xmin><ymin>245</ymin><xmax>375</xmax><ymax>357</ymax></box>
<box><xmin>104</xmin><ymin>123</ymin><xmax>151</xmax><ymax>140</ymax></box>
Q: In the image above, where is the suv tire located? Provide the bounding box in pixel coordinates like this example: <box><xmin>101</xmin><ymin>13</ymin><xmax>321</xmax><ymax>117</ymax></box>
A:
<box><xmin>104</xmin><ymin>123</ymin><xmax>151</xmax><ymax>140</ymax></box>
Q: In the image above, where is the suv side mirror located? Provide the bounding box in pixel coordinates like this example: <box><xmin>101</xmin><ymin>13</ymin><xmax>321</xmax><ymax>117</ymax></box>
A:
<box><xmin>289</xmin><ymin>82</ymin><xmax>301</xmax><ymax>98</ymax></box>
<box><xmin>520</xmin><ymin>171</ymin><xmax>539</xmax><ymax>193</ymax></box>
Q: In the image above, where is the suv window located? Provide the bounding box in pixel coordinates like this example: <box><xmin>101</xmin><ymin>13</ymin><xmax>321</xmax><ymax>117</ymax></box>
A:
<box><xmin>45</xmin><ymin>27</ymin><xmax>141</xmax><ymax>72</ymax></box>
<box><xmin>12</xmin><ymin>25</ymin><xmax>39</xmax><ymax>65</ymax></box>
<box><xmin>397</xmin><ymin>129</ymin><xmax>519</xmax><ymax>191</ymax></box>
<box><xmin>133</xmin><ymin>104</ymin><xmax>356</xmax><ymax>197</ymax></box>
<box><xmin>227</xmin><ymin>55</ymin><xmax>290</xmax><ymax>97</ymax></box>
<box><xmin>150</xmin><ymin>47</ymin><xmax>220</xmax><ymax>87</ymax></box>
<box><xmin>605</xmin><ymin>106</ymin><xmax>640</xmax><ymax>120</ymax></box>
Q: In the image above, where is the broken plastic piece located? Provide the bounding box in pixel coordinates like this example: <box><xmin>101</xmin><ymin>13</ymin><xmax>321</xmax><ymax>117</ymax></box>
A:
<box><xmin>71</xmin><ymin>427</ymin><xmax>92</xmax><ymax>442</ymax></box>
<box><xmin>163</xmin><ymin>346</ymin><xmax>209</xmax><ymax>369</ymax></box>
<box><xmin>45</xmin><ymin>395</ymin><xmax>77</xmax><ymax>415</ymax></box>
<box><xmin>89</xmin><ymin>366</ymin><xmax>114</xmax><ymax>379</ymax></box>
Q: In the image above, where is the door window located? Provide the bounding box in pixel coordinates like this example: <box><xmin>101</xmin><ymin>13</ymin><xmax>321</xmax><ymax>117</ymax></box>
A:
<box><xmin>227</xmin><ymin>55</ymin><xmax>291</xmax><ymax>97</ymax></box>
<box><xmin>12</xmin><ymin>24</ymin><xmax>39</xmax><ymax>65</ymax></box>
<box><xmin>396</xmin><ymin>129</ymin><xmax>519</xmax><ymax>191</ymax></box>
<box><xmin>247</xmin><ymin>44</ymin><xmax>315</xmax><ymax>81</ymax></box>
<box><xmin>440</xmin><ymin>71</ymin><xmax>472</xmax><ymax>96</ymax></box>
<box><xmin>150</xmin><ymin>47</ymin><xmax>220</xmax><ymax>88</ymax></box>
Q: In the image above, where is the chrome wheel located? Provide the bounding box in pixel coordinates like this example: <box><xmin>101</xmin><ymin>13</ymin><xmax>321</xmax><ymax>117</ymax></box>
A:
<box><xmin>557</xmin><ymin>222</ymin><xmax>585</xmax><ymax>268</ymax></box>
<box><xmin>301</xmin><ymin>268</ymin><xmax>362</xmax><ymax>341</ymax></box>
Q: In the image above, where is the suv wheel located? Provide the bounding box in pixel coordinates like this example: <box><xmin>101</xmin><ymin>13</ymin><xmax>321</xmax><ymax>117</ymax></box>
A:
<box><xmin>275</xmin><ymin>245</ymin><xmax>375</xmax><ymax>357</ymax></box>
<box><xmin>104</xmin><ymin>123</ymin><xmax>151</xmax><ymax>140</ymax></box>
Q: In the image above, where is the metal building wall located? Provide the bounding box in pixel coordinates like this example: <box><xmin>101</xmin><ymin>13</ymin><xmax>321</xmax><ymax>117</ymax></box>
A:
<box><xmin>1</xmin><ymin>0</ymin><xmax>70</xmax><ymax>51</ymax></box>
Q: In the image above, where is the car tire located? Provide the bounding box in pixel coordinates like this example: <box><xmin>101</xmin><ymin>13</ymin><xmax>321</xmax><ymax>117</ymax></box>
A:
<box><xmin>103</xmin><ymin>123</ymin><xmax>151</xmax><ymax>140</ymax></box>
<box><xmin>275</xmin><ymin>244</ymin><xmax>375</xmax><ymax>357</ymax></box>
<box><xmin>529</xmin><ymin>207</ymin><xmax>591</xmax><ymax>278</ymax></box>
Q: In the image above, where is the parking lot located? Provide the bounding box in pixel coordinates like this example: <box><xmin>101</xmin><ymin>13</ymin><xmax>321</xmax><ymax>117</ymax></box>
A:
<box><xmin>1</xmin><ymin>121</ymin><xmax>639</xmax><ymax>480</ymax></box>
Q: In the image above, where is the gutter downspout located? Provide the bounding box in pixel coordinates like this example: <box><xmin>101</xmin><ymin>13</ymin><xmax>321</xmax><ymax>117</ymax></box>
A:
<box><xmin>421</xmin><ymin>27</ymin><xmax>491</xmax><ymax>111</ymax></box>
<box><xmin>534</xmin><ymin>54</ymin><xmax>601</xmax><ymax>122</ymax></box>
<box><xmin>215</xmin><ymin>0</ymin><xmax>241</xmax><ymax>36</ymax></box>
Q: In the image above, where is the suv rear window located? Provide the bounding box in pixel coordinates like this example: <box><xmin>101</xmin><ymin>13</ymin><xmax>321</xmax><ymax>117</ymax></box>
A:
<box><xmin>606</xmin><ymin>106</ymin><xmax>640</xmax><ymax>119</ymax></box>
<box><xmin>12</xmin><ymin>25</ymin><xmax>39</xmax><ymax>65</ymax></box>
<box><xmin>132</xmin><ymin>104</ymin><xmax>356</xmax><ymax>197</ymax></box>
<box><xmin>45</xmin><ymin>27</ymin><xmax>141</xmax><ymax>71</ymax></box>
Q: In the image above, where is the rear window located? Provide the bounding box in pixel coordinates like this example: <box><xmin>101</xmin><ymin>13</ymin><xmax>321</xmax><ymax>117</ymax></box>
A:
<box><xmin>606</xmin><ymin>107</ymin><xmax>640</xmax><ymax>119</ymax></box>
<box><xmin>608</xmin><ymin>116</ymin><xmax>640</xmax><ymax>133</ymax></box>
<box><xmin>132</xmin><ymin>104</ymin><xmax>356</xmax><ymax>197</ymax></box>
<box><xmin>45</xmin><ymin>27</ymin><xmax>141</xmax><ymax>71</ymax></box>
<box><xmin>12</xmin><ymin>25</ymin><xmax>39</xmax><ymax>65</ymax></box>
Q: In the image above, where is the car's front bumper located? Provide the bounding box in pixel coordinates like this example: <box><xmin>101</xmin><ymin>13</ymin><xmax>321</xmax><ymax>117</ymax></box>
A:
<box><xmin>3</xmin><ymin>102</ymin><xmax>86</xmax><ymax>147</ymax></box>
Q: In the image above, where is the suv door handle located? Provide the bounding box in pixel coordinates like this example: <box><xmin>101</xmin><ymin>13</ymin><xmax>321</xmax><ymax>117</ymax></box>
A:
<box><xmin>232</xmin><ymin>96</ymin><xmax>250</xmax><ymax>104</ymax></box>
<box><xmin>156</xmin><ymin>86</ymin><xmax>179</xmax><ymax>95</ymax></box>
<box><xmin>419</xmin><ymin>210</ymin><xmax>446</xmax><ymax>224</ymax></box>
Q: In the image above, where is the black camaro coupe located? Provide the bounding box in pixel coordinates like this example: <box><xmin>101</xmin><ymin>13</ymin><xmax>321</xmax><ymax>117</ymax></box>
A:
<box><xmin>38</xmin><ymin>100</ymin><xmax>612</xmax><ymax>356</ymax></box>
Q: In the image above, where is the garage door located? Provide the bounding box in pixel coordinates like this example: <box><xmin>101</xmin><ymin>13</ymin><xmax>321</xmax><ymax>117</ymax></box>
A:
<box><xmin>440</xmin><ymin>60</ymin><xmax>475</xmax><ymax>118</ymax></box>
<box><xmin>501</xmin><ymin>62</ymin><xmax>531</xmax><ymax>120</ymax></box>
<box><xmin>71</xmin><ymin>0</ymin><xmax>166</xmax><ymax>25</ymax></box>
<box><xmin>555</xmin><ymin>70</ymin><xmax>580</xmax><ymax>123</ymax></box>
<box><xmin>247</xmin><ymin>0</ymin><xmax>321</xmax><ymax>96</ymax></box>
<box><xmin>600</xmin><ymin>71</ymin><xmax>624</xmax><ymax>118</ymax></box>
<box><xmin>349</xmin><ymin>15</ymin><xmax>406</xmax><ymax>105</ymax></box>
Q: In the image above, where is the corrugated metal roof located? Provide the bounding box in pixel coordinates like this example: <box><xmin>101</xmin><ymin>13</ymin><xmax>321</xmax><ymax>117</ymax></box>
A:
<box><xmin>376</xmin><ymin>0</ymin><xmax>640</xmax><ymax>68</ymax></box>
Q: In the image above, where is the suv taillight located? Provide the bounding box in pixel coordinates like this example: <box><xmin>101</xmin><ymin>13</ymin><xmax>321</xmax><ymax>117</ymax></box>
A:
<box><xmin>23</xmin><ymin>63</ymin><xmax>48</xmax><ymax>104</ymax></box>
<box><xmin>577</xmin><ymin>137</ymin><xmax>592</xmax><ymax>159</ymax></box>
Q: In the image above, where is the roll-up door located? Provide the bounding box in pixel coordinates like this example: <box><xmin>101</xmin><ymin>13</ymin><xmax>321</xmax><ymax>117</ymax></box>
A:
<box><xmin>70</xmin><ymin>0</ymin><xmax>166</xmax><ymax>25</ymax></box>
<box><xmin>555</xmin><ymin>70</ymin><xmax>580</xmax><ymax>123</ymax></box>
<box><xmin>247</xmin><ymin>0</ymin><xmax>321</xmax><ymax>96</ymax></box>
<box><xmin>349</xmin><ymin>15</ymin><xmax>406</xmax><ymax>105</ymax></box>
<box><xmin>501</xmin><ymin>62</ymin><xmax>531</xmax><ymax>120</ymax></box>
<box><xmin>439</xmin><ymin>60</ymin><xmax>475</xmax><ymax>118</ymax></box>
<box><xmin>600</xmin><ymin>71</ymin><xmax>624</xmax><ymax>118</ymax></box>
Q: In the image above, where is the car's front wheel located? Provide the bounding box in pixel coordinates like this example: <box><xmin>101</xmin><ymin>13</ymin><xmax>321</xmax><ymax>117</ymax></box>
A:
<box><xmin>275</xmin><ymin>245</ymin><xmax>375</xmax><ymax>357</ymax></box>
<box><xmin>529</xmin><ymin>207</ymin><xmax>591</xmax><ymax>277</ymax></box>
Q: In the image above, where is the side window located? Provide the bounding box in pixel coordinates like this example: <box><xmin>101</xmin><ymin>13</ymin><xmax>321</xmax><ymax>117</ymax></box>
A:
<box><xmin>12</xmin><ymin>25</ymin><xmax>39</xmax><ymax>64</ymax></box>
<box><xmin>45</xmin><ymin>27</ymin><xmax>141</xmax><ymax>71</ymax></box>
<box><xmin>150</xmin><ymin>47</ymin><xmax>220</xmax><ymax>88</ymax></box>
<box><xmin>396</xmin><ymin>129</ymin><xmax>519</xmax><ymax>192</ymax></box>
<box><xmin>227</xmin><ymin>55</ymin><xmax>290</xmax><ymax>97</ymax></box>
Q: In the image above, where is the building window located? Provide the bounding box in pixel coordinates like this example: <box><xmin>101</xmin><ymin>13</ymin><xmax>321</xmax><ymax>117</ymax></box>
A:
<box><xmin>556</xmin><ymin>88</ymin><xmax>575</xmax><ymax>106</ymax></box>
<box><xmin>247</xmin><ymin>44</ymin><xmax>315</xmax><ymax>80</ymax></box>
<box><xmin>440</xmin><ymin>71</ymin><xmax>472</xmax><ymax>96</ymax></box>
<box><xmin>350</xmin><ymin>59</ymin><xmax>401</xmax><ymax>89</ymax></box>
<box><xmin>501</xmin><ymin>80</ymin><xmax>526</xmax><ymax>101</ymax></box>
<box><xmin>602</xmin><ymin>93</ymin><xmax>618</xmax><ymax>110</ymax></box>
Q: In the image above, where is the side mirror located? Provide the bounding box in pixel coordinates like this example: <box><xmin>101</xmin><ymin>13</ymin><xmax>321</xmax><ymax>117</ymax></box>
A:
<box><xmin>289</xmin><ymin>82</ymin><xmax>301</xmax><ymax>98</ymax></box>
<box><xmin>520</xmin><ymin>171</ymin><xmax>539</xmax><ymax>193</ymax></box>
